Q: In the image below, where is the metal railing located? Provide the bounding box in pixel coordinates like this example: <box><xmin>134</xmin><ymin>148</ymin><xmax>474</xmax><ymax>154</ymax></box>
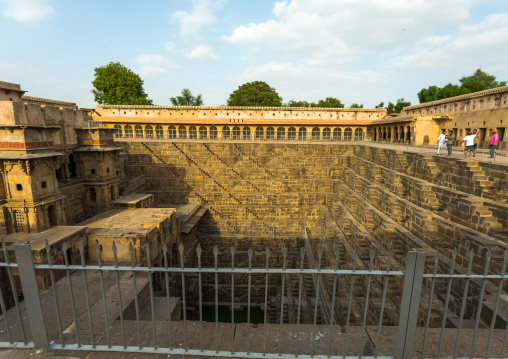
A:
<box><xmin>1</xmin><ymin>239</ymin><xmax>508</xmax><ymax>359</ymax></box>
<box><xmin>360</xmin><ymin>140</ymin><xmax>506</xmax><ymax>163</ymax></box>
<box><xmin>304</xmin><ymin>229</ymin><xmax>333</xmax><ymax>325</ymax></box>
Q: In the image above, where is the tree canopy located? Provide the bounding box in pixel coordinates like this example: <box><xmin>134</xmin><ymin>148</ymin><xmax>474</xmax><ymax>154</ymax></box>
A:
<box><xmin>387</xmin><ymin>98</ymin><xmax>411</xmax><ymax>113</ymax></box>
<box><xmin>92</xmin><ymin>62</ymin><xmax>152</xmax><ymax>105</ymax></box>
<box><xmin>170</xmin><ymin>88</ymin><xmax>203</xmax><ymax>106</ymax></box>
<box><xmin>227</xmin><ymin>81</ymin><xmax>283</xmax><ymax>106</ymax></box>
<box><xmin>284</xmin><ymin>97</ymin><xmax>344</xmax><ymax>108</ymax></box>
<box><xmin>350</xmin><ymin>103</ymin><xmax>363</xmax><ymax>108</ymax></box>
<box><xmin>285</xmin><ymin>99</ymin><xmax>311</xmax><ymax>107</ymax></box>
<box><xmin>417</xmin><ymin>69</ymin><xmax>506</xmax><ymax>103</ymax></box>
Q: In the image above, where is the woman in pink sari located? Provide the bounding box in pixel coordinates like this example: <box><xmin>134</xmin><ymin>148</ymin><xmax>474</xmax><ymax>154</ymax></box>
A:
<box><xmin>489</xmin><ymin>130</ymin><xmax>499</xmax><ymax>158</ymax></box>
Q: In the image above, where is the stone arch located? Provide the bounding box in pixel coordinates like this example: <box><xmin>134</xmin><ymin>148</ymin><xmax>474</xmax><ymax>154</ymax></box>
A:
<box><xmin>298</xmin><ymin>127</ymin><xmax>307</xmax><ymax>141</ymax></box>
<box><xmin>145</xmin><ymin>125</ymin><xmax>154</xmax><ymax>139</ymax></box>
<box><xmin>124</xmin><ymin>125</ymin><xmax>133</xmax><ymax>138</ymax></box>
<box><xmin>242</xmin><ymin>126</ymin><xmax>251</xmax><ymax>140</ymax></box>
<box><xmin>406</xmin><ymin>126</ymin><xmax>411</xmax><ymax>142</ymax></box>
<box><xmin>155</xmin><ymin>125</ymin><xmax>164</xmax><ymax>139</ymax></box>
<box><xmin>332</xmin><ymin>128</ymin><xmax>341</xmax><ymax>141</ymax></box>
<box><xmin>209</xmin><ymin>126</ymin><xmax>218</xmax><ymax>140</ymax></box>
<box><xmin>354</xmin><ymin>128</ymin><xmax>364</xmax><ymax>141</ymax></box>
<box><xmin>288</xmin><ymin>127</ymin><xmax>296</xmax><ymax>140</ymax></box>
<box><xmin>189</xmin><ymin>126</ymin><xmax>197</xmax><ymax>139</ymax></box>
<box><xmin>266</xmin><ymin>127</ymin><xmax>275</xmax><ymax>140</ymax></box>
<box><xmin>277</xmin><ymin>127</ymin><xmax>286</xmax><ymax>140</ymax></box>
<box><xmin>178</xmin><ymin>126</ymin><xmax>187</xmax><ymax>139</ymax></box>
<box><xmin>134</xmin><ymin>125</ymin><xmax>143</xmax><ymax>138</ymax></box>
<box><xmin>113</xmin><ymin>124</ymin><xmax>122</xmax><ymax>138</ymax></box>
<box><xmin>255</xmin><ymin>126</ymin><xmax>264</xmax><ymax>140</ymax></box>
<box><xmin>168</xmin><ymin>125</ymin><xmax>177</xmax><ymax>139</ymax></box>
<box><xmin>311</xmin><ymin>127</ymin><xmax>320</xmax><ymax>140</ymax></box>
<box><xmin>232</xmin><ymin>126</ymin><xmax>241</xmax><ymax>140</ymax></box>
<box><xmin>344</xmin><ymin>127</ymin><xmax>353</xmax><ymax>141</ymax></box>
<box><xmin>323</xmin><ymin>127</ymin><xmax>331</xmax><ymax>140</ymax></box>
<box><xmin>199</xmin><ymin>126</ymin><xmax>208</xmax><ymax>139</ymax></box>
<box><xmin>223</xmin><ymin>126</ymin><xmax>231</xmax><ymax>140</ymax></box>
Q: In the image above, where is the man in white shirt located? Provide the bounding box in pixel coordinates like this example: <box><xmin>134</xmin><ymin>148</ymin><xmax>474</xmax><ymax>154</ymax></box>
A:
<box><xmin>462</xmin><ymin>131</ymin><xmax>476</xmax><ymax>158</ymax></box>
<box><xmin>436</xmin><ymin>129</ymin><xmax>447</xmax><ymax>155</ymax></box>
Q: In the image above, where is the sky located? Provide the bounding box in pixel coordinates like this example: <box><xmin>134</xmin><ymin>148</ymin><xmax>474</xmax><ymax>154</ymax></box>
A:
<box><xmin>1</xmin><ymin>0</ymin><xmax>507</xmax><ymax>108</ymax></box>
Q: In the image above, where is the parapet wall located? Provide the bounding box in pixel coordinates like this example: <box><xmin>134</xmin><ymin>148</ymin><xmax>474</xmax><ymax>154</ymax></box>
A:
<box><xmin>402</xmin><ymin>85</ymin><xmax>508</xmax><ymax>116</ymax></box>
<box><xmin>95</xmin><ymin>105</ymin><xmax>386</xmax><ymax>125</ymax></box>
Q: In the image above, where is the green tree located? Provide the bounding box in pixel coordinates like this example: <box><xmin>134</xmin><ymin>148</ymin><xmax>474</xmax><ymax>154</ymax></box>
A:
<box><xmin>92</xmin><ymin>62</ymin><xmax>152</xmax><ymax>105</ymax></box>
<box><xmin>284</xmin><ymin>97</ymin><xmax>345</xmax><ymax>108</ymax></box>
<box><xmin>350</xmin><ymin>103</ymin><xmax>363</xmax><ymax>108</ymax></box>
<box><xmin>459</xmin><ymin>68</ymin><xmax>507</xmax><ymax>92</ymax></box>
<box><xmin>387</xmin><ymin>98</ymin><xmax>411</xmax><ymax>113</ymax></box>
<box><xmin>417</xmin><ymin>85</ymin><xmax>440</xmax><ymax>103</ymax></box>
<box><xmin>227</xmin><ymin>81</ymin><xmax>282</xmax><ymax>106</ymax></box>
<box><xmin>417</xmin><ymin>69</ymin><xmax>506</xmax><ymax>103</ymax></box>
<box><xmin>170</xmin><ymin>88</ymin><xmax>203</xmax><ymax>106</ymax></box>
<box><xmin>313</xmin><ymin>97</ymin><xmax>344</xmax><ymax>108</ymax></box>
<box><xmin>375</xmin><ymin>102</ymin><xmax>385</xmax><ymax>109</ymax></box>
<box><xmin>285</xmin><ymin>99</ymin><xmax>311</xmax><ymax>107</ymax></box>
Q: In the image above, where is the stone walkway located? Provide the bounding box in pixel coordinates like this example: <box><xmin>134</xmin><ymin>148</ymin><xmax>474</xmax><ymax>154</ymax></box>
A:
<box><xmin>362</xmin><ymin>141</ymin><xmax>508</xmax><ymax>165</ymax></box>
<box><xmin>117</xmin><ymin>138</ymin><xmax>508</xmax><ymax>165</ymax></box>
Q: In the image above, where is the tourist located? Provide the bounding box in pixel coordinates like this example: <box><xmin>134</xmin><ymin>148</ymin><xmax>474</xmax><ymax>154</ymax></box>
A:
<box><xmin>489</xmin><ymin>130</ymin><xmax>499</xmax><ymax>158</ymax></box>
<box><xmin>472</xmin><ymin>129</ymin><xmax>479</xmax><ymax>157</ymax></box>
<box><xmin>446</xmin><ymin>130</ymin><xmax>456</xmax><ymax>155</ymax></box>
<box><xmin>462</xmin><ymin>131</ymin><xmax>475</xmax><ymax>158</ymax></box>
<box><xmin>436</xmin><ymin>129</ymin><xmax>447</xmax><ymax>155</ymax></box>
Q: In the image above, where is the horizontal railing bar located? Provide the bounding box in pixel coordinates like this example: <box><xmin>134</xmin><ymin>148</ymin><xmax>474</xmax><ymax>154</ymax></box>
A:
<box><xmin>3</xmin><ymin>263</ymin><xmax>506</xmax><ymax>279</ymax></box>
<box><xmin>423</xmin><ymin>274</ymin><xmax>506</xmax><ymax>279</ymax></box>
<box><xmin>46</xmin><ymin>343</ymin><xmax>395</xmax><ymax>359</ymax></box>
<box><xmin>4</xmin><ymin>261</ymin><xmax>507</xmax><ymax>278</ymax></box>
<box><xmin>24</xmin><ymin>263</ymin><xmax>405</xmax><ymax>275</ymax></box>
<box><xmin>0</xmin><ymin>342</ymin><xmax>35</xmax><ymax>349</ymax></box>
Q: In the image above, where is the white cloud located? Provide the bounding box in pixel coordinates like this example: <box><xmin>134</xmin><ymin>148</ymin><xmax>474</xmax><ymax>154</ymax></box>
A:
<box><xmin>391</xmin><ymin>13</ymin><xmax>508</xmax><ymax>69</ymax></box>
<box><xmin>185</xmin><ymin>45</ymin><xmax>219</xmax><ymax>60</ymax></box>
<box><xmin>234</xmin><ymin>61</ymin><xmax>389</xmax><ymax>104</ymax></box>
<box><xmin>1</xmin><ymin>0</ymin><xmax>54</xmax><ymax>23</ymax></box>
<box><xmin>221</xmin><ymin>0</ymin><xmax>471</xmax><ymax>66</ymax></box>
<box><xmin>163</xmin><ymin>41</ymin><xmax>175</xmax><ymax>52</ymax></box>
<box><xmin>171</xmin><ymin>0</ymin><xmax>224</xmax><ymax>37</ymax></box>
<box><xmin>136</xmin><ymin>54</ymin><xmax>180</xmax><ymax>77</ymax></box>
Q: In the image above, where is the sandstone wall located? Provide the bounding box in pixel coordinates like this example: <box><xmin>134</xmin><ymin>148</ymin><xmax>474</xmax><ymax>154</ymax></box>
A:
<box><xmin>59</xmin><ymin>182</ymin><xmax>88</xmax><ymax>224</ymax></box>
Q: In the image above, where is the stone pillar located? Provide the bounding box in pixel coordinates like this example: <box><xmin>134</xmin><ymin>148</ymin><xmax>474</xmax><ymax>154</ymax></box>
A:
<box><xmin>63</xmin><ymin>162</ymin><xmax>71</xmax><ymax>182</ymax></box>
<box><xmin>42</xmin><ymin>208</ymin><xmax>50</xmax><ymax>231</ymax></box>
<box><xmin>56</xmin><ymin>202</ymin><xmax>65</xmax><ymax>226</ymax></box>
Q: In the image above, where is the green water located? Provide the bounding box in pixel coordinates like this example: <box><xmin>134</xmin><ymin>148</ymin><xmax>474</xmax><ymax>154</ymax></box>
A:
<box><xmin>201</xmin><ymin>306</ymin><xmax>265</xmax><ymax>324</ymax></box>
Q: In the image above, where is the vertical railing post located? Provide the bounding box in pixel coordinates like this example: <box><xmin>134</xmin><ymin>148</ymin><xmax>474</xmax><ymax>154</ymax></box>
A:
<box><xmin>12</xmin><ymin>242</ymin><xmax>49</xmax><ymax>349</ymax></box>
<box><xmin>395</xmin><ymin>251</ymin><xmax>425</xmax><ymax>359</ymax></box>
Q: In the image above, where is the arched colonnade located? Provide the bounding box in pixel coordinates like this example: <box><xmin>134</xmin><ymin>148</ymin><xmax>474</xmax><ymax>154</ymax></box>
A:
<box><xmin>371</xmin><ymin>125</ymin><xmax>411</xmax><ymax>143</ymax></box>
<box><xmin>111</xmin><ymin>124</ymin><xmax>365</xmax><ymax>141</ymax></box>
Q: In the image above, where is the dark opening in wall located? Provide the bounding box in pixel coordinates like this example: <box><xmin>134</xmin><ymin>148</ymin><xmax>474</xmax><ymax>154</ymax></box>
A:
<box><xmin>48</xmin><ymin>205</ymin><xmax>57</xmax><ymax>227</ymax></box>
<box><xmin>90</xmin><ymin>188</ymin><xmax>97</xmax><ymax>203</ymax></box>
<box><xmin>41</xmin><ymin>181</ymin><xmax>47</xmax><ymax>188</ymax></box>
<box><xmin>107</xmin><ymin>168</ymin><xmax>110</xmax><ymax>173</ymax></box>
<box><xmin>16</xmin><ymin>184</ymin><xmax>22</xmax><ymax>191</ymax></box>
<box><xmin>91</xmin><ymin>169</ymin><xmax>96</xmax><ymax>174</ymax></box>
